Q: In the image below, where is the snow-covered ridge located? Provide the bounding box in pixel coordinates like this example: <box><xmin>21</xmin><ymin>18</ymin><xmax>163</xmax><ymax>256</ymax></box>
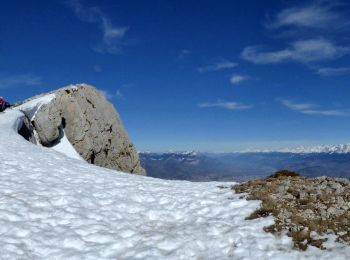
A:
<box><xmin>281</xmin><ymin>143</ymin><xmax>350</xmax><ymax>154</ymax></box>
<box><xmin>139</xmin><ymin>150</ymin><xmax>199</xmax><ymax>163</ymax></box>
<box><xmin>140</xmin><ymin>150</ymin><xmax>198</xmax><ymax>156</ymax></box>
<box><xmin>17</xmin><ymin>94</ymin><xmax>56</xmax><ymax>120</ymax></box>
<box><xmin>0</xmin><ymin>103</ymin><xmax>349</xmax><ymax>258</ymax></box>
<box><xmin>141</xmin><ymin>144</ymin><xmax>350</xmax><ymax>155</ymax></box>
<box><xmin>243</xmin><ymin>143</ymin><xmax>350</xmax><ymax>154</ymax></box>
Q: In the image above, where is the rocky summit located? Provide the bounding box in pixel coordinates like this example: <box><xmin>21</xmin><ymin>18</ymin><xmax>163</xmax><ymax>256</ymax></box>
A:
<box><xmin>233</xmin><ymin>171</ymin><xmax>350</xmax><ymax>250</ymax></box>
<box><xmin>20</xmin><ymin>84</ymin><xmax>145</xmax><ymax>175</ymax></box>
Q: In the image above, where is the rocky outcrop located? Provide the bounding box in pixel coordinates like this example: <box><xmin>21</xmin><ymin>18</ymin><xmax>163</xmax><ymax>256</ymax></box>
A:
<box><xmin>233</xmin><ymin>171</ymin><xmax>350</xmax><ymax>250</ymax></box>
<box><xmin>26</xmin><ymin>84</ymin><xmax>145</xmax><ymax>175</ymax></box>
<box><xmin>18</xmin><ymin>115</ymin><xmax>37</xmax><ymax>144</ymax></box>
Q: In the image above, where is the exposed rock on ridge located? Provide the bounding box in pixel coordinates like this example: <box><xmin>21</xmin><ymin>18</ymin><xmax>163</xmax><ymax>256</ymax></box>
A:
<box><xmin>23</xmin><ymin>84</ymin><xmax>145</xmax><ymax>175</ymax></box>
<box><xmin>233</xmin><ymin>171</ymin><xmax>350</xmax><ymax>250</ymax></box>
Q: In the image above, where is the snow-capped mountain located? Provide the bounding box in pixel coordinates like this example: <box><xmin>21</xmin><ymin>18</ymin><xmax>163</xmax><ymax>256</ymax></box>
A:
<box><xmin>140</xmin><ymin>151</ymin><xmax>199</xmax><ymax>162</ymax></box>
<box><xmin>0</xmin><ymin>94</ymin><xmax>349</xmax><ymax>259</ymax></box>
<box><xmin>246</xmin><ymin>144</ymin><xmax>350</xmax><ymax>154</ymax></box>
<box><xmin>142</xmin><ymin>143</ymin><xmax>350</xmax><ymax>156</ymax></box>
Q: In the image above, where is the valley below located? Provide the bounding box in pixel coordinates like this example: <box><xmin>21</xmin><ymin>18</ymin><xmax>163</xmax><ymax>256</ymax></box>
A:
<box><xmin>140</xmin><ymin>151</ymin><xmax>350</xmax><ymax>182</ymax></box>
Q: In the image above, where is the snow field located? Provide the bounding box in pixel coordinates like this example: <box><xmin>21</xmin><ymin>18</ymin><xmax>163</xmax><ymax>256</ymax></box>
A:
<box><xmin>0</xmin><ymin>96</ymin><xmax>349</xmax><ymax>259</ymax></box>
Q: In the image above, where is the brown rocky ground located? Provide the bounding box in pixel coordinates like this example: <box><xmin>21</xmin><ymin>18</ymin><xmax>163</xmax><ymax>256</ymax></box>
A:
<box><xmin>232</xmin><ymin>170</ymin><xmax>350</xmax><ymax>250</ymax></box>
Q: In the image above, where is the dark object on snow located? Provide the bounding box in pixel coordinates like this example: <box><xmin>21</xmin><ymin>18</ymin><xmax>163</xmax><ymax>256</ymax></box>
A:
<box><xmin>0</xmin><ymin>97</ymin><xmax>12</xmax><ymax>112</ymax></box>
<box><xmin>268</xmin><ymin>169</ymin><xmax>300</xmax><ymax>179</ymax></box>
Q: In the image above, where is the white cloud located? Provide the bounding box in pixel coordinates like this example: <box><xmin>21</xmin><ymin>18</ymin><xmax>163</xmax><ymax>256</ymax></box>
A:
<box><xmin>242</xmin><ymin>39</ymin><xmax>349</xmax><ymax>64</ymax></box>
<box><xmin>67</xmin><ymin>0</ymin><xmax>128</xmax><ymax>54</ymax></box>
<box><xmin>102</xmin><ymin>18</ymin><xmax>127</xmax><ymax>42</ymax></box>
<box><xmin>242</xmin><ymin>46</ymin><xmax>290</xmax><ymax>64</ymax></box>
<box><xmin>198</xmin><ymin>100</ymin><xmax>252</xmax><ymax>110</ymax></box>
<box><xmin>316</xmin><ymin>67</ymin><xmax>350</xmax><ymax>76</ymax></box>
<box><xmin>100</xmin><ymin>17</ymin><xmax>128</xmax><ymax>54</ymax></box>
<box><xmin>278</xmin><ymin>98</ymin><xmax>350</xmax><ymax>116</ymax></box>
<box><xmin>279</xmin><ymin>99</ymin><xmax>315</xmax><ymax>111</ymax></box>
<box><xmin>268</xmin><ymin>1</ymin><xmax>348</xmax><ymax>30</ymax></box>
<box><xmin>0</xmin><ymin>74</ymin><xmax>42</xmax><ymax>89</ymax></box>
<box><xmin>230</xmin><ymin>74</ymin><xmax>248</xmax><ymax>85</ymax></box>
<box><xmin>197</xmin><ymin>60</ymin><xmax>237</xmax><ymax>73</ymax></box>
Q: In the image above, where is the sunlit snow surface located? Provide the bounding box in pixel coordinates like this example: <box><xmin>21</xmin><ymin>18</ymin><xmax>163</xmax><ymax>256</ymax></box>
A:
<box><xmin>50</xmin><ymin>130</ymin><xmax>84</xmax><ymax>161</ymax></box>
<box><xmin>0</xmin><ymin>107</ymin><xmax>350</xmax><ymax>259</ymax></box>
<box><xmin>17</xmin><ymin>94</ymin><xmax>56</xmax><ymax>120</ymax></box>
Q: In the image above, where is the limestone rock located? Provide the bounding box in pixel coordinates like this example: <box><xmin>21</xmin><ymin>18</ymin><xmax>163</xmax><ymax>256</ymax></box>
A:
<box><xmin>32</xmin><ymin>102</ymin><xmax>62</xmax><ymax>146</ymax></box>
<box><xmin>31</xmin><ymin>84</ymin><xmax>145</xmax><ymax>175</ymax></box>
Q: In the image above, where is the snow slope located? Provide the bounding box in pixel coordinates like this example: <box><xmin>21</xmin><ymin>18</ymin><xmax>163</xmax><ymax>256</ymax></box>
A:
<box><xmin>50</xmin><ymin>129</ymin><xmax>83</xmax><ymax>161</ymax></box>
<box><xmin>17</xmin><ymin>94</ymin><xmax>56</xmax><ymax>120</ymax></box>
<box><xmin>0</xmin><ymin>102</ymin><xmax>349</xmax><ymax>259</ymax></box>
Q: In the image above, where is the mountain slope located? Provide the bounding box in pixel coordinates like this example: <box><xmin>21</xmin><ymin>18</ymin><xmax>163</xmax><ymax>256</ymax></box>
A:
<box><xmin>0</xmin><ymin>99</ymin><xmax>349</xmax><ymax>259</ymax></box>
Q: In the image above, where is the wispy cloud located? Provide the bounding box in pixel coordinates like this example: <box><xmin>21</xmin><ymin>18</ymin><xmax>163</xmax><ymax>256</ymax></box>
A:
<box><xmin>100</xmin><ymin>84</ymin><xmax>130</xmax><ymax>100</ymax></box>
<box><xmin>115</xmin><ymin>89</ymin><xmax>124</xmax><ymax>99</ymax></box>
<box><xmin>316</xmin><ymin>67</ymin><xmax>350</xmax><ymax>76</ymax></box>
<box><xmin>93</xmin><ymin>65</ymin><xmax>102</xmax><ymax>72</ymax></box>
<box><xmin>197</xmin><ymin>60</ymin><xmax>237</xmax><ymax>73</ymax></box>
<box><xmin>100</xmin><ymin>89</ymin><xmax>114</xmax><ymax>100</ymax></box>
<box><xmin>67</xmin><ymin>0</ymin><xmax>128</xmax><ymax>54</ymax></box>
<box><xmin>178</xmin><ymin>49</ymin><xmax>191</xmax><ymax>60</ymax></box>
<box><xmin>198</xmin><ymin>100</ymin><xmax>252</xmax><ymax>110</ymax></box>
<box><xmin>242</xmin><ymin>39</ymin><xmax>349</xmax><ymax>64</ymax></box>
<box><xmin>267</xmin><ymin>1</ymin><xmax>348</xmax><ymax>30</ymax></box>
<box><xmin>100</xmin><ymin>89</ymin><xmax>126</xmax><ymax>100</ymax></box>
<box><xmin>278</xmin><ymin>98</ymin><xmax>350</xmax><ymax>116</ymax></box>
<box><xmin>230</xmin><ymin>74</ymin><xmax>248</xmax><ymax>85</ymax></box>
<box><xmin>0</xmin><ymin>74</ymin><xmax>42</xmax><ymax>89</ymax></box>
<box><xmin>279</xmin><ymin>99</ymin><xmax>315</xmax><ymax>110</ymax></box>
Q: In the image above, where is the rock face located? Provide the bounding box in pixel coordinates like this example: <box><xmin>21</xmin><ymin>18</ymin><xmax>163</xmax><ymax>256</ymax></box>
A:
<box><xmin>29</xmin><ymin>84</ymin><xmax>145</xmax><ymax>175</ymax></box>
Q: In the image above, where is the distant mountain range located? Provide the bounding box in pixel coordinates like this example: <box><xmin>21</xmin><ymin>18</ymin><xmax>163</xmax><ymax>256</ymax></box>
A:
<box><xmin>245</xmin><ymin>143</ymin><xmax>350</xmax><ymax>154</ymax></box>
<box><xmin>139</xmin><ymin>146</ymin><xmax>350</xmax><ymax>182</ymax></box>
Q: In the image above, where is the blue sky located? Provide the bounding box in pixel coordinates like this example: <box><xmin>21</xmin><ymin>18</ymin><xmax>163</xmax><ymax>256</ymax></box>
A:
<box><xmin>1</xmin><ymin>0</ymin><xmax>350</xmax><ymax>152</ymax></box>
